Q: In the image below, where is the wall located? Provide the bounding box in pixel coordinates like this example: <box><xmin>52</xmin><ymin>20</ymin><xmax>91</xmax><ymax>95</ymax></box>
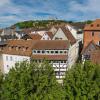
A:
<box><xmin>84</xmin><ymin>31</ymin><xmax>100</xmax><ymax>47</ymax></box>
<box><xmin>68</xmin><ymin>41</ymin><xmax>79</xmax><ymax>67</ymax></box>
<box><xmin>2</xmin><ymin>54</ymin><xmax>30</xmax><ymax>73</ymax></box>
<box><xmin>66</xmin><ymin>25</ymin><xmax>77</xmax><ymax>39</ymax></box>
<box><xmin>52</xmin><ymin>28</ymin><xmax>68</xmax><ymax>40</ymax></box>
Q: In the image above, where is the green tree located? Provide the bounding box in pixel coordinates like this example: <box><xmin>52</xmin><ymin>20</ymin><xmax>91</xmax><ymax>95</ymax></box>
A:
<box><xmin>63</xmin><ymin>61</ymin><xmax>100</xmax><ymax>100</ymax></box>
<box><xmin>0</xmin><ymin>71</ymin><xmax>3</xmax><ymax>99</ymax></box>
<box><xmin>1</xmin><ymin>61</ymin><xmax>64</xmax><ymax>100</ymax></box>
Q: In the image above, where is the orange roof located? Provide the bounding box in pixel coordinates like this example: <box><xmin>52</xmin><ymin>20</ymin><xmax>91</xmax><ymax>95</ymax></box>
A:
<box><xmin>32</xmin><ymin>40</ymin><xmax>70</xmax><ymax>50</ymax></box>
<box><xmin>45</xmin><ymin>32</ymin><xmax>54</xmax><ymax>39</ymax></box>
<box><xmin>32</xmin><ymin>54</ymin><xmax>67</xmax><ymax>60</ymax></box>
<box><xmin>84</xmin><ymin>19</ymin><xmax>100</xmax><ymax>31</ymax></box>
<box><xmin>1</xmin><ymin>40</ymin><xmax>70</xmax><ymax>57</ymax></box>
<box><xmin>29</xmin><ymin>34</ymin><xmax>42</xmax><ymax>40</ymax></box>
<box><xmin>61</xmin><ymin>27</ymin><xmax>76</xmax><ymax>45</ymax></box>
<box><xmin>2</xmin><ymin>40</ymin><xmax>34</xmax><ymax>56</ymax></box>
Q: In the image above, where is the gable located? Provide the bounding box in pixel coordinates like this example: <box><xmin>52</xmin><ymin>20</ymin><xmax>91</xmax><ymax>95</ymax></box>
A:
<box><xmin>82</xmin><ymin>43</ymin><xmax>97</xmax><ymax>55</ymax></box>
<box><xmin>52</xmin><ymin>28</ymin><xmax>68</xmax><ymax>40</ymax></box>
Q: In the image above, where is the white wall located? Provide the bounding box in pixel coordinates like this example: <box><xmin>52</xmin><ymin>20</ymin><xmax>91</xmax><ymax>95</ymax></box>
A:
<box><xmin>2</xmin><ymin>54</ymin><xmax>30</xmax><ymax>73</ymax></box>
<box><xmin>66</xmin><ymin>25</ymin><xmax>83</xmax><ymax>42</ymax></box>
<box><xmin>66</xmin><ymin>25</ymin><xmax>77</xmax><ymax>39</ymax></box>
<box><xmin>67</xmin><ymin>41</ymin><xmax>79</xmax><ymax>68</ymax></box>
<box><xmin>52</xmin><ymin>28</ymin><xmax>68</xmax><ymax>40</ymax></box>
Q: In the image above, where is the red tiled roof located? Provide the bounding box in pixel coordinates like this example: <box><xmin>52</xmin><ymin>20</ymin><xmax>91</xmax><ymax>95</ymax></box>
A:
<box><xmin>32</xmin><ymin>54</ymin><xmax>67</xmax><ymax>60</ymax></box>
<box><xmin>60</xmin><ymin>27</ymin><xmax>76</xmax><ymax>45</ymax></box>
<box><xmin>84</xmin><ymin>19</ymin><xmax>100</xmax><ymax>31</ymax></box>
<box><xmin>32</xmin><ymin>40</ymin><xmax>70</xmax><ymax>50</ymax></box>
<box><xmin>2</xmin><ymin>40</ymin><xmax>34</xmax><ymax>56</ymax></box>
<box><xmin>1</xmin><ymin>40</ymin><xmax>70</xmax><ymax>56</ymax></box>
<box><xmin>29</xmin><ymin>34</ymin><xmax>42</xmax><ymax>40</ymax></box>
<box><xmin>45</xmin><ymin>32</ymin><xmax>54</xmax><ymax>39</ymax></box>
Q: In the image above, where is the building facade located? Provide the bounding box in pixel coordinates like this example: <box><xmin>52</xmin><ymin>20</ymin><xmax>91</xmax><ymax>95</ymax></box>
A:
<box><xmin>0</xmin><ymin>39</ymin><xmax>79</xmax><ymax>83</ymax></box>
<box><xmin>84</xmin><ymin>19</ymin><xmax>100</xmax><ymax>48</ymax></box>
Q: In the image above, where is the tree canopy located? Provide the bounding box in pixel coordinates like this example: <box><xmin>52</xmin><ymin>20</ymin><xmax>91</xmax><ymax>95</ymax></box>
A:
<box><xmin>63</xmin><ymin>61</ymin><xmax>100</xmax><ymax>100</ymax></box>
<box><xmin>0</xmin><ymin>61</ymin><xmax>100</xmax><ymax>100</ymax></box>
<box><xmin>1</xmin><ymin>61</ymin><xmax>64</xmax><ymax>100</ymax></box>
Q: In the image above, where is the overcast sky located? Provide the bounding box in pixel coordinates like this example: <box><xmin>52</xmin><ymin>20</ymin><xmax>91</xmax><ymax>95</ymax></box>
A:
<box><xmin>0</xmin><ymin>0</ymin><xmax>100</xmax><ymax>28</ymax></box>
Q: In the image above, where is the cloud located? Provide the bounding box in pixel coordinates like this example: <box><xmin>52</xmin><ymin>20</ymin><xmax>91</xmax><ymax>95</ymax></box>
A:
<box><xmin>0</xmin><ymin>0</ymin><xmax>100</xmax><ymax>28</ymax></box>
<box><xmin>68</xmin><ymin>0</ymin><xmax>100</xmax><ymax>21</ymax></box>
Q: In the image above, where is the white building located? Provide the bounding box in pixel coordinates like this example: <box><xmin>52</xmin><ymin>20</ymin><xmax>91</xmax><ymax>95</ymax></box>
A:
<box><xmin>0</xmin><ymin>40</ymin><xmax>33</xmax><ymax>73</ymax></box>
<box><xmin>66</xmin><ymin>24</ymin><xmax>83</xmax><ymax>41</ymax></box>
<box><xmin>0</xmin><ymin>38</ymin><xmax>79</xmax><ymax>83</ymax></box>
<box><xmin>1</xmin><ymin>54</ymin><xmax>30</xmax><ymax>73</ymax></box>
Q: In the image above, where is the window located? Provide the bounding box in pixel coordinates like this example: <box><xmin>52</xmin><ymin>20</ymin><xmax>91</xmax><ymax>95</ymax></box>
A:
<box><xmin>26</xmin><ymin>47</ymin><xmax>28</xmax><ymax>50</ymax></box>
<box><xmin>91</xmin><ymin>24</ymin><xmax>93</xmax><ymax>27</ymax></box>
<box><xmin>60</xmin><ymin>51</ymin><xmax>63</xmax><ymax>54</ymax></box>
<box><xmin>10</xmin><ymin>56</ymin><xmax>13</xmax><ymax>61</ymax></box>
<box><xmin>7</xmin><ymin>65</ymin><xmax>9</xmax><ymax>69</ymax></box>
<box><xmin>33</xmin><ymin>50</ymin><xmax>36</xmax><ymax>53</ymax></box>
<box><xmin>97</xmin><ymin>24</ymin><xmax>100</xmax><ymax>27</ymax></box>
<box><xmin>19</xmin><ymin>47</ymin><xmax>21</xmax><ymax>49</ymax></box>
<box><xmin>6</xmin><ymin>56</ymin><xmax>8</xmax><ymax>61</ymax></box>
<box><xmin>61</xmin><ymin>61</ymin><xmax>63</xmax><ymax>63</ymax></box>
<box><xmin>64</xmin><ymin>61</ymin><xmax>67</xmax><ymax>63</ymax></box>
<box><xmin>46</xmin><ymin>51</ymin><xmax>49</xmax><ymax>53</ymax></box>
<box><xmin>64</xmin><ymin>51</ymin><xmax>67</xmax><ymax>54</ymax></box>
<box><xmin>51</xmin><ymin>51</ymin><xmax>54</xmax><ymax>53</ymax></box>
<box><xmin>55</xmin><ymin>51</ymin><xmax>58</xmax><ymax>53</ymax></box>
<box><xmin>42</xmin><ymin>50</ymin><xmax>45</xmax><ymax>53</ymax></box>
<box><xmin>55</xmin><ymin>37</ymin><xmax>59</xmax><ymax>40</ymax></box>
<box><xmin>92</xmin><ymin>32</ymin><xmax>94</xmax><ymax>36</ymax></box>
<box><xmin>37</xmin><ymin>50</ymin><xmax>40</xmax><ymax>53</ymax></box>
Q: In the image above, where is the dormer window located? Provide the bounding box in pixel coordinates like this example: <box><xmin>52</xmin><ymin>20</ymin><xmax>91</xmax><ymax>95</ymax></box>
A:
<box><xmin>26</xmin><ymin>47</ymin><xmax>29</xmax><ymax>50</ymax></box>
<box><xmin>92</xmin><ymin>32</ymin><xmax>94</xmax><ymax>36</ymax></box>
<box><xmin>19</xmin><ymin>47</ymin><xmax>21</xmax><ymax>49</ymax></box>
<box><xmin>97</xmin><ymin>24</ymin><xmax>100</xmax><ymax>27</ymax></box>
<box><xmin>91</xmin><ymin>24</ymin><xmax>93</xmax><ymax>27</ymax></box>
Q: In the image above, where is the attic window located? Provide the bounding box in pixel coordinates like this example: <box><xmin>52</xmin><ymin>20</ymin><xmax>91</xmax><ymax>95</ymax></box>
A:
<box><xmin>19</xmin><ymin>47</ymin><xmax>21</xmax><ymax>49</ymax></box>
<box><xmin>97</xmin><ymin>24</ymin><xmax>100</xmax><ymax>27</ymax></box>
<box><xmin>26</xmin><ymin>47</ymin><xmax>29</xmax><ymax>50</ymax></box>
<box><xmin>92</xmin><ymin>32</ymin><xmax>94</xmax><ymax>36</ymax></box>
<box><xmin>91</xmin><ymin>24</ymin><xmax>93</xmax><ymax>27</ymax></box>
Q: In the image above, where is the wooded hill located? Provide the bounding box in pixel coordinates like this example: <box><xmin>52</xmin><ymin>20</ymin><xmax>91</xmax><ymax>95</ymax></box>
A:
<box><xmin>11</xmin><ymin>20</ymin><xmax>92</xmax><ymax>29</ymax></box>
